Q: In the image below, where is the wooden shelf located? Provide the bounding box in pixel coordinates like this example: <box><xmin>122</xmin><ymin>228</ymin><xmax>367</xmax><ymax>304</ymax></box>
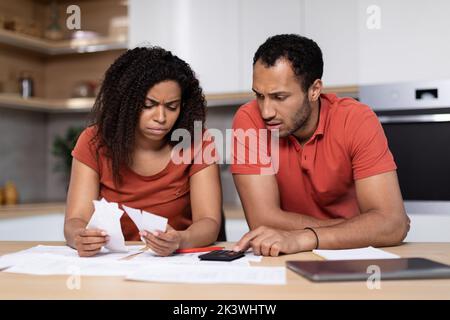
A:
<box><xmin>0</xmin><ymin>94</ymin><xmax>94</xmax><ymax>113</ymax></box>
<box><xmin>0</xmin><ymin>29</ymin><xmax>128</xmax><ymax>55</ymax></box>
<box><xmin>206</xmin><ymin>92</ymin><xmax>255</xmax><ymax>107</ymax></box>
<box><xmin>0</xmin><ymin>86</ymin><xmax>359</xmax><ymax>113</ymax></box>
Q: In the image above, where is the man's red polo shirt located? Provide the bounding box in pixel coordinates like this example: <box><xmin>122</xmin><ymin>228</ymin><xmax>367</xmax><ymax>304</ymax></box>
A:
<box><xmin>230</xmin><ymin>93</ymin><xmax>397</xmax><ymax>219</ymax></box>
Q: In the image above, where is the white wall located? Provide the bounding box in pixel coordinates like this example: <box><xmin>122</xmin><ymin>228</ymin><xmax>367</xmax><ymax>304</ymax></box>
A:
<box><xmin>129</xmin><ymin>0</ymin><xmax>241</xmax><ymax>93</ymax></box>
<box><xmin>357</xmin><ymin>0</ymin><xmax>450</xmax><ymax>84</ymax></box>
<box><xmin>130</xmin><ymin>0</ymin><xmax>450</xmax><ymax>90</ymax></box>
<box><xmin>304</xmin><ymin>0</ymin><xmax>359</xmax><ymax>86</ymax></box>
<box><xmin>129</xmin><ymin>0</ymin><xmax>304</xmax><ymax>93</ymax></box>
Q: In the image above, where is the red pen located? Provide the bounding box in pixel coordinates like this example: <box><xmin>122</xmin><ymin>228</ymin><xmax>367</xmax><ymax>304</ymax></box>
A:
<box><xmin>175</xmin><ymin>246</ymin><xmax>224</xmax><ymax>254</ymax></box>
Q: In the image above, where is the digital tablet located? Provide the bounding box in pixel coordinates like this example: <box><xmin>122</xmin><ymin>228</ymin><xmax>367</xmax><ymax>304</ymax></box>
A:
<box><xmin>286</xmin><ymin>258</ymin><xmax>450</xmax><ymax>282</ymax></box>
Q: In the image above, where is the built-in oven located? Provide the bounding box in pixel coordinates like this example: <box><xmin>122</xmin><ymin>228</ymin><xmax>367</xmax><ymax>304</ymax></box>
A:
<box><xmin>359</xmin><ymin>80</ymin><xmax>450</xmax><ymax>214</ymax></box>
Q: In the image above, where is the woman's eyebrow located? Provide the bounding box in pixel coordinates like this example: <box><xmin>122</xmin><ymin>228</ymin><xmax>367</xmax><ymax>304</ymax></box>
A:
<box><xmin>145</xmin><ymin>97</ymin><xmax>181</xmax><ymax>104</ymax></box>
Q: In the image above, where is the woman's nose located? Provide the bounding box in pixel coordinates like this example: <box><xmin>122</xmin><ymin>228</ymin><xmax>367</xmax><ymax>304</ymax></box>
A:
<box><xmin>154</xmin><ymin>105</ymin><xmax>166</xmax><ymax>123</ymax></box>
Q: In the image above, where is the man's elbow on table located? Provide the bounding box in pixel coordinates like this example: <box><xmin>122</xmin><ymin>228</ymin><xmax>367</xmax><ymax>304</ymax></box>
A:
<box><xmin>377</xmin><ymin>211</ymin><xmax>411</xmax><ymax>247</ymax></box>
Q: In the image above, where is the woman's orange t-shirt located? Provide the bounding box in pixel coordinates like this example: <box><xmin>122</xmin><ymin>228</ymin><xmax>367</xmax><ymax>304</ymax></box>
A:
<box><xmin>71</xmin><ymin>126</ymin><xmax>216</xmax><ymax>241</ymax></box>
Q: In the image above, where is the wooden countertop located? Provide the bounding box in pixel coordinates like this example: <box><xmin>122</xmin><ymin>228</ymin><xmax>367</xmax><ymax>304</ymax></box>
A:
<box><xmin>0</xmin><ymin>202</ymin><xmax>245</xmax><ymax>219</ymax></box>
<box><xmin>1</xmin><ymin>241</ymin><xmax>449</xmax><ymax>299</ymax></box>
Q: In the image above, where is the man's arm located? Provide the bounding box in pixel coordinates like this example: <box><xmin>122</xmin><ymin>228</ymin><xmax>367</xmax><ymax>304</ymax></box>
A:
<box><xmin>234</xmin><ymin>170</ymin><xmax>410</xmax><ymax>255</ymax></box>
<box><xmin>312</xmin><ymin>170</ymin><xmax>410</xmax><ymax>249</ymax></box>
<box><xmin>233</xmin><ymin>173</ymin><xmax>345</xmax><ymax>230</ymax></box>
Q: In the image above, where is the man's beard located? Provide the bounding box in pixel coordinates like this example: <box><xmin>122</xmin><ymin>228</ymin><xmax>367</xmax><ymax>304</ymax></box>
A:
<box><xmin>283</xmin><ymin>98</ymin><xmax>312</xmax><ymax>138</ymax></box>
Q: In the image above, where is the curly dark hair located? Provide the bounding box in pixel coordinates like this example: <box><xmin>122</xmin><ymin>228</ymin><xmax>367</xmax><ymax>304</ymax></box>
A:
<box><xmin>253</xmin><ymin>34</ymin><xmax>323</xmax><ymax>92</ymax></box>
<box><xmin>90</xmin><ymin>46</ymin><xmax>206</xmax><ymax>186</ymax></box>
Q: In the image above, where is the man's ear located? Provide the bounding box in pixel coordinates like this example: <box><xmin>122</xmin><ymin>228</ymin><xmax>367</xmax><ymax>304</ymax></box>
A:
<box><xmin>308</xmin><ymin>79</ymin><xmax>323</xmax><ymax>102</ymax></box>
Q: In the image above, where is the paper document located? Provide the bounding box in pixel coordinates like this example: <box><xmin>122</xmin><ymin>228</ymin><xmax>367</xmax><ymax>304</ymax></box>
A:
<box><xmin>87</xmin><ymin>198</ymin><xmax>127</xmax><ymax>252</ymax></box>
<box><xmin>122</xmin><ymin>205</ymin><xmax>168</xmax><ymax>234</ymax></box>
<box><xmin>0</xmin><ymin>245</ymin><xmax>143</xmax><ymax>270</ymax></box>
<box><xmin>127</xmin><ymin>264</ymin><xmax>286</xmax><ymax>285</ymax></box>
<box><xmin>0</xmin><ymin>245</ymin><xmax>262</xmax><ymax>276</ymax></box>
<box><xmin>0</xmin><ymin>245</ymin><xmax>144</xmax><ymax>275</ymax></box>
<box><xmin>3</xmin><ymin>255</ymin><xmax>144</xmax><ymax>276</ymax></box>
<box><xmin>313</xmin><ymin>246</ymin><xmax>400</xmax><ymax>260</ymax></box>
<box><xmin>132</xmin><ymin>249</ymin><xmax>262</xmax><ymax>266</ymax></box>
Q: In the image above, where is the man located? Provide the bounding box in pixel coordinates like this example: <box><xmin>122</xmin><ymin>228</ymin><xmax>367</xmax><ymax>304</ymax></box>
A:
<box><xmin>231</xmin><ymin>34</ymin><xmax>410</xmax><ymax>256</ymax></box>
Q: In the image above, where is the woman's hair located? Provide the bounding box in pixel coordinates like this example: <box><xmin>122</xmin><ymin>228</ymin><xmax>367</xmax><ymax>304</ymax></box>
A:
<box><xmin>90</xmin><ymin>46</ymin><xmax>206</xmax><ymax>186</ymax></box>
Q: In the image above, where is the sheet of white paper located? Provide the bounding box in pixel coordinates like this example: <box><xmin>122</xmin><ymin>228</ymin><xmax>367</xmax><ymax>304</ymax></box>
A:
<box><xmin>123</xmin><ymin>205</ymin><xmax>168</xmax><ymax>233</ymax></box>
<box><xmin>129</xmin><ymin>250</ymin><xmax>262</xmax><ymax>266</ymax></box>
<box><xmin>122</xmin><ymin>205</ymin><xmax>143</xmax><ymax>230</ymax></box>
<box><xmin>142</xmin><ymin>210</ymin><xmax>167</xmax><ymax>232</ymax></box>
<box><xmin>26</xmin><ymin>245</ymin><xmax>143</xmax><ymax>260</ymax></box>
<box><xmin>0</xmin><ymin>258</ymin><xmax>12</xmax><ymax>270</ymax></box>
<box><xmin>126</xmin><ymin>264</ymin><xmax>286</xmax><ymax>285</ymax></box>
<box><xmin>313</xmin><ymin>246</ymin><xmax>400</xmax><ymax>260</ymax></box>
<box><xmin>3</xmin><ymin>254</ymin><xmax>145</xmax><ymax>276</ymax></box>
<box><xmin>0</xmin><ymin>245</ymin><xmax>265</xmax><ymax>277</ymax></box>
<box><xmin>0</xmin><ymin>245</ymin><xmax>143</xmax><ymax>269</ymax></box>
<box><xmin>87</xmin><ymin>198</ymin><xmax>128</xmax><ymax>252</ymax></box>
<box><xmin>0</xmin><ymin>245</ymin><xmax>145</xmax><ymax>275</ymax></box>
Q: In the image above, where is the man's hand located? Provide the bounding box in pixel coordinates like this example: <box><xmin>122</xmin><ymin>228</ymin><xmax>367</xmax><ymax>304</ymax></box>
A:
<box><xmin>140</xmin><ymin>224</ymin><xmax>182</xmax><ymax>256</ymax></box>
<box><xmin>74</xmin><ymin>228</ymin><xmax>109</xmax><ymax>257</ymax></box>
<box><xmin>232</xmin><ymin>226</ymin><xmax>317</xmax><ymax>256</ymax></box>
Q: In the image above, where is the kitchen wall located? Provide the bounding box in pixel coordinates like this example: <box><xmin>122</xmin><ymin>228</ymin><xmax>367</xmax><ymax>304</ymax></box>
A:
<box><xmin>0</xmin><ymin>108</ymin><xmax>47</xmax><ymax>202</ymax></box>
<box><xmin>130</xmin><ymin>0</ymin><xmax>450</xmax><ymax>89</ymax></box>
<box><xmin>206</xmin><ymin>105</ymin><xmax>242</xmax><ymax>205</ymax></box>
<box><xmin>0</xmin><ymin>108</ymin><xmax>90</xmax><ymax>203</ymax></box>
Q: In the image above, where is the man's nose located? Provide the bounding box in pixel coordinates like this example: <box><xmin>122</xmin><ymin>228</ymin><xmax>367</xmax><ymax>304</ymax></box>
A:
<box><xmin>260</xmin><ymin>99</ymin><xmax>276</xmax><ymax>120</ymax></box>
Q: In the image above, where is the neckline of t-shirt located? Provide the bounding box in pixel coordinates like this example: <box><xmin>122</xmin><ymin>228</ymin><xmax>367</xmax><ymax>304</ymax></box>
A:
<box><xmin>124</xmin><ymin>157</ymin><xmax>175</xmax><ymax>181</ymax></box>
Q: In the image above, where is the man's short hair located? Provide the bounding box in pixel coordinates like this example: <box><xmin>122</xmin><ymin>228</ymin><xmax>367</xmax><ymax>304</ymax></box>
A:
<box><xmin>253</xmin><ymin>34</ymin><xmax>323</xmax><ymax>92</ymax></box>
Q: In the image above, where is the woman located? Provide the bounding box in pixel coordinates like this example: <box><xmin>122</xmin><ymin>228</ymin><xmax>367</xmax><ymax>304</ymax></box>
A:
<box><xmin>64</xmin><ymin>47</ymin><xmax>222</xmax><ymax>257</ymax></box>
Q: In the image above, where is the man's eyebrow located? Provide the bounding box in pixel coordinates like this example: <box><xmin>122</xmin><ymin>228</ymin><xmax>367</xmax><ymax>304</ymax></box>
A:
<box><xmin>251</xmin><ymin>89</ymin><xmax>289</xmax><ymax>96</ymax></box>
<box><xmin>268</xmin><ymin>91</ymin><xmax>289</xmax><ymax>96</ymax></box>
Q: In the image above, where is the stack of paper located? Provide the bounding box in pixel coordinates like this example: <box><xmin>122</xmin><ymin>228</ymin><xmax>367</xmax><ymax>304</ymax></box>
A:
<box><xmin>313</xmin><ymin>246</ymin><xmax>400</xmax><ymax>260</ymax></box>
<box><xmin>3</xmin><ymin>254</ymin><xmax>144</xmax><ymax>276</ymax></box>
<box><xmin>127</xmin><ymin>264</ymin><xmax>286</xmax><ymax>285</ymax></box>
<box><xmin>87</xmin><ymin>198</ymin><xmax>127</xmax><ymax>252</ymax></box>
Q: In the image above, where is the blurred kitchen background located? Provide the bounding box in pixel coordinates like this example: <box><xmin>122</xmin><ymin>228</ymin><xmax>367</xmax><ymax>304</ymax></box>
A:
<box><xmin>0</xmin><ymin>0</ymin><xmax>449</xmax><ymax>242</ymax></box>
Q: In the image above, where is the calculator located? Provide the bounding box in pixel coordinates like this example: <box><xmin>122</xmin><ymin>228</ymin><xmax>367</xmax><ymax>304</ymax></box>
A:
<box><xmin>198</xmin><ymin>250</ymin><xmax>245</xmax><ymax>262</ymax></box>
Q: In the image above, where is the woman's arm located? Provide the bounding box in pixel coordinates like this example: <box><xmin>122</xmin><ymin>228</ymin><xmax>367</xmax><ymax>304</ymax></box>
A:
<box><xmin>64</xmin><ymin>158</ymin><xmax>108</xmax><ymax>256</ymax></box>
<box><xmin>181</xmin><ymin>163</ymin><xmax>222</xmax><ymax>247</ymax></box>
<box><xmin>141</xmin><ymin>164</ymin><xmax>222</xmax><ymax>255</ymax></box>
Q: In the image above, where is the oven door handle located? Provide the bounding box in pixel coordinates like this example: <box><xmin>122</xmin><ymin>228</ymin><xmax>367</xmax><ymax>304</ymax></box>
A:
<box><xmin>378</xmin><ymin>114</ymin><xmax>450</xmax><ymax>124</ymax></box>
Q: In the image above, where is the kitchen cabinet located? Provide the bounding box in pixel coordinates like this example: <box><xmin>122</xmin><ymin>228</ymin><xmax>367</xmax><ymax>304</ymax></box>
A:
<box><xmin>130</xmin><ymin>0</ymin><xmax>450</xmax><ymax>90</ymax></box>
<box><xmin>303</xmin><ymin>0</ymin><xmax>359</xmax><ymax>86</ymax></box>
<box><xmin>129</xmin><ymin>0</ymin><xmax>304</xmax><ymax>93</ymax></box>
<box><xmin>130</xmin><ymin>0</ymin><xmax>240</xmax><ymax>93</ymax></box>
<box><xmin>239</xmin><ymin>0</ymin><xmax>304</xmax><ymax>90</ymax></box>
<box><xmin>357</xmin><ymin>0</ymin><xmax>450</xmax><ymax>84</ymax></box>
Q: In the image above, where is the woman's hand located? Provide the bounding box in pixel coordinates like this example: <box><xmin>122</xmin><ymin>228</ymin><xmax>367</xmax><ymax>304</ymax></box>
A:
<box><xmin>140</xmin><ymin>224</ymin><xmax>182</xmax><ymax>256</ymax></box>
<box><xmin>74</xmin><ymin>228</ymin><xmax>109</xmax><ymax>257</ymax></box>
